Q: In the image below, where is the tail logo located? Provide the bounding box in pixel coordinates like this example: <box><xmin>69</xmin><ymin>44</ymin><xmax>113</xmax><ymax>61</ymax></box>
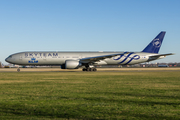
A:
<box><xmin>153</xmin><ymin>38</ymin><xmax>161</xmax><ymax>48</ymax></box>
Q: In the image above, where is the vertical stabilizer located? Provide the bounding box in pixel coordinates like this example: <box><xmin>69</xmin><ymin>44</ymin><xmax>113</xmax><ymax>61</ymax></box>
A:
<box><xmin>142</xmin><ymin>31</ymin><xmax>166</xmax><ymax>53</ymax></box>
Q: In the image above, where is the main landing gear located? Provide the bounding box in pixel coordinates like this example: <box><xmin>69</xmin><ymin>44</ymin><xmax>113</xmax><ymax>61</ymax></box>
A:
<box><xmin>17</xmin><ymin>68</ymin><xmax>20</xmax><ymax>72</ymax></box>
<box><xmin>82</xmin><ymin>68</ymin><xmax>97</xmax><ymax>72</ymax></box>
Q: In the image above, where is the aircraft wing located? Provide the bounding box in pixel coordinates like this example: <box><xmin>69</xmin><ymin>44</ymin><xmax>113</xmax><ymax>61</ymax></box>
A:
<box><xmin>80</xmin><ymin>52</ymin><xmax>130</xmax><ymax>63</ymax></box>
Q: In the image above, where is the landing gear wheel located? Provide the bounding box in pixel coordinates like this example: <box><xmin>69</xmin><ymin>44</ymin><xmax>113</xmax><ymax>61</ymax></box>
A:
<box><xmin>82</xmin><ymin>68</ymin><xmax>97</xmax><ymax>72</ymax></box>
<box><xmin>17</xmin><ymin>68</ymin><xmax>20</xmax><ymax>72</ymax></box>
<box><xmin>82</xmin><ymin>68</ymin><xmax>87</xmax><ymax>71</ymax></box>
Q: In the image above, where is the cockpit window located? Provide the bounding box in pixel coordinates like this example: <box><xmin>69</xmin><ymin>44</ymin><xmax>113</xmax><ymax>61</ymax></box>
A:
<box><xmin>8</xmin><ymin>55</ymin><xmax>12</xmax><ymax>58</ymax></box>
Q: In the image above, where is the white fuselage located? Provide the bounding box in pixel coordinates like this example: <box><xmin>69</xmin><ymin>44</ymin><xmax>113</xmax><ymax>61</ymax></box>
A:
<box><xmin>5</xmin><ymin>51</ymin><xmax>161</xmax><ymax>66</ymax></box>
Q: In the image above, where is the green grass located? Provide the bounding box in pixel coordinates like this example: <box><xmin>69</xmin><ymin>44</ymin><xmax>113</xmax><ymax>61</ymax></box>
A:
<box><xmin>0</xmin><ymin>71</ymin><xmax>180</xmax><ymax>119</ymax></box>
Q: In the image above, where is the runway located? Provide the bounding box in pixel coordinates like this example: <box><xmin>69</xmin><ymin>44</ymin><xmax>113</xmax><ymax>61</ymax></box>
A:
<box><xmin>0</xmin><ymin>67</ymin><xmax>180</xmax><ymax>72</ymax></box>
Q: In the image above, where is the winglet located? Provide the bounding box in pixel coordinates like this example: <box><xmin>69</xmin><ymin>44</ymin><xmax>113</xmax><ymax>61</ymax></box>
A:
<box><xmin>142</xmin><ymin>31</ymin><xmax>166</xmax><ymax>53</ymax></box>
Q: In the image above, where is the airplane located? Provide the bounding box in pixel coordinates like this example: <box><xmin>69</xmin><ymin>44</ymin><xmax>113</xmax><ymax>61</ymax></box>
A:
<box><xmin>5</xmin><ymin>31</ymin><xmax>174</xmax><ymax>72</ymax></box>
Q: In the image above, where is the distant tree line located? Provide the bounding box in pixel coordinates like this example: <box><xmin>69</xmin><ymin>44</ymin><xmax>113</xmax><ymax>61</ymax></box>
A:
<box><xmin>96</xmin><ymin>62</ymin><xmax>180</xmax><ymax>68</ymax></box>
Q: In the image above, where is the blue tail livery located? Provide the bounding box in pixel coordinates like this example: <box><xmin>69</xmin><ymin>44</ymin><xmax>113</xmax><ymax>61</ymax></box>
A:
<box><xmin>142</xmin><ymin>31</ymin><xmax>166</xmax><ymax>53</ymax></box>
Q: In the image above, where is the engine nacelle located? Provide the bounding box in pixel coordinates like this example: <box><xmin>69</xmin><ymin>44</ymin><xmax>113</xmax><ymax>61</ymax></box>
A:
<box><xmin>61</xmin><ymin>60</ymin><xmax>81</xmax><ymax>69</ymax></box>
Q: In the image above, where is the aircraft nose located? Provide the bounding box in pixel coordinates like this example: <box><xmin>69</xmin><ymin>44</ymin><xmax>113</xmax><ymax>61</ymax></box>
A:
<box><xmin>5</xmin><ymin>56</ymin><xmax>12</xmax><ymax>63</ymax></box>
<box><xmin>5</xmin><ymin>57</ymin><xmax>9</xmax><ymax>62</ymax></box>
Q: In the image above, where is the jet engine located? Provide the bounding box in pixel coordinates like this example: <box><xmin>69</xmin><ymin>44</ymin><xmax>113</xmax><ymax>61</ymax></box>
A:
<box><xmin>61</xmin><ymin>60</ymin><xmax>82</xmax><ymax>69</ymax></box>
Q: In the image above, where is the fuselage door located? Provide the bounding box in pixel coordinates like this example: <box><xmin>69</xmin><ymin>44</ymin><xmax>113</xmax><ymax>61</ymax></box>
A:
<box><xmin>19</xmin><ymin>56</ymin><xmax>22</xmax><ymax>60</ymax></box>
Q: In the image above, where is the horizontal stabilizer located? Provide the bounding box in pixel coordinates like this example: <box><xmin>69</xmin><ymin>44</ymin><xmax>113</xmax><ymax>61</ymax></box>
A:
<box><xmin>148</xmin><ymin>53</ymin><xmax>174</xmax><ymax>61</ymax></box>
<box><xmin>150</xmin><ymin>53</ymin><xmax>174</xmax><ymax>57</ymax></box>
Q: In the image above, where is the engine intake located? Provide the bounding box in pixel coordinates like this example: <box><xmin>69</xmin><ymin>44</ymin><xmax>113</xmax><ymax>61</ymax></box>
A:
<box><xmin>61</xmin><ymin>60</ymin><xmax>81</xmax><ymax>69</ymax></box>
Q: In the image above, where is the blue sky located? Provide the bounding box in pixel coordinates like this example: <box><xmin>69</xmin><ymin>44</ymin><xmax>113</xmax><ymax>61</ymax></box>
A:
<box><xmin>1</xmin><ymin>0</ymin><xmax>180</xmax><ymax>64</ymax></box>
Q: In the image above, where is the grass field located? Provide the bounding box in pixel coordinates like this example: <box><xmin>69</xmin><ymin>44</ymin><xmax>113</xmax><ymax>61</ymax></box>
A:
<box><xmin>0</xmin><ymin>69</ymin><xmax>180</xmax><ymax>119</ymax></box>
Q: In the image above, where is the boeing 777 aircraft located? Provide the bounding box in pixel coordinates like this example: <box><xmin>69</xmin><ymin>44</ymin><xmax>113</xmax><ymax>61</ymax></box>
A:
<box><xmin>5</xmin><ymin>31</ymin><xmax>173</xmax><ymax>72</ymax></box>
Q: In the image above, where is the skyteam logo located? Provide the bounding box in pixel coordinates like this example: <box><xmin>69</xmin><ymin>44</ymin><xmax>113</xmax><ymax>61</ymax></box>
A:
<box><xmin>28</xmin><ymin>58</ymin><xmax>38</xmax><ymax>63</ymax></box>
<box><xmin>153</xmin><ymin>38</ymin><xmax>161</xmax><ymax>48</ymax></box>
<box><xmin>113</xmin><ymin>53</ymin><xmax>140</xmax><ymax>65</ymax></box>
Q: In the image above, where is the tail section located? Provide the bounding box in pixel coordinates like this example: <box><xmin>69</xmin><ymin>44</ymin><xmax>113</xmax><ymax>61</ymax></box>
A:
<box><xmin>142</xmin><ymin>31</ymin><xmax>166</xmax><ymax>53</ymax></box>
